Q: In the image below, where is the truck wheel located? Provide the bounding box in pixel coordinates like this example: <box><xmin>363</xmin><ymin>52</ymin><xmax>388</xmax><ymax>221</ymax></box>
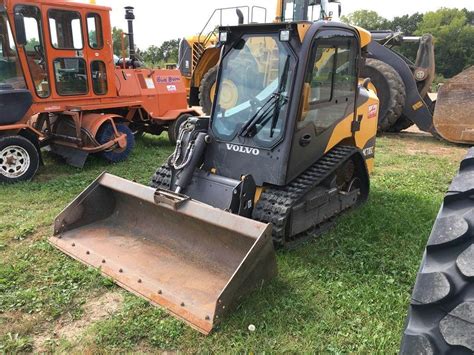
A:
<box><xmin>199</xmin><ymin>65</ymin><xmax>218</xmax><ymax>115</ymax></box>
<box><xmin>0</xmin><ymin>135</ymin><xmax>40</xmax><ymax>183</ymax></box>
<box><xmin>168</xmin><ymin>113</ymin><xmax>192</xmax><ymax>145</ymax></box>
<box><xmin>362</xmin><ymin>59</ymin><xmax>406</xmax><ymax>132</ymax></box>
<box><xmin>401</xmin><ymin>149</ymin><xmax>474</xmax><ymax>354</ymax></box>
<box><xmin>96</xmin><ymin>122</ymin><xmax>135</xmax><ymax>163</ymax></box>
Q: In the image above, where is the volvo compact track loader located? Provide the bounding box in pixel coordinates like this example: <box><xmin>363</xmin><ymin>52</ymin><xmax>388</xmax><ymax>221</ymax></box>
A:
<box><xmin>50</xmin><ymin>21</ymin><xmax>379</xmax><ymax>333</ymax></box>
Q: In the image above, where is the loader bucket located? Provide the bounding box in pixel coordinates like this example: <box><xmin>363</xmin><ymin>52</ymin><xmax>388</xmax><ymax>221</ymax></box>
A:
<box><xmin>49</xmin><ymin>173</ymin><xmax>277</xmax><ymax>334</ymax></box>
<box><xmin>433</xmin><ymin>66</ymin><xmax>474</xmax><ymax>144</ymax></box>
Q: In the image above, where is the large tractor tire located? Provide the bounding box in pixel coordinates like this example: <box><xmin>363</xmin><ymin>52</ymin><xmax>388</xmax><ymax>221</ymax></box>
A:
<box><xmin>0</xmin><ymin>135</ymin><xmax>40</xmax><ymax>183</ymax></box>
<box><xmin>362</xmin><ymin>59</ymin><xmax>406</xmax><ymax>132</ymax></box>
<box><xmin>386</xmin><ymin>115</ymin><xmax>414</xmax><ymax>133</ymax></box>
<box><xmin>401</xmin><ymin>148</ymin><xmax>474</xmax><ymax>354</ymax></box>
<box><xmin>199</xmin><ymin>65</ymin><xmax>218</xmax><ymax>115</ymax></box>
<box><xmin>96</xmin><ymin>122</ymin><xmax>135</xmax><ymax>163</ymax></box>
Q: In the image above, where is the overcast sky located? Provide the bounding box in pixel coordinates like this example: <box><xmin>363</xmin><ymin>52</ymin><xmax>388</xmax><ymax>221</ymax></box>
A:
<box><xmin>97</xmin><ymin>0</ymin><xmax>474</xmax><ymax>49</ymax></box>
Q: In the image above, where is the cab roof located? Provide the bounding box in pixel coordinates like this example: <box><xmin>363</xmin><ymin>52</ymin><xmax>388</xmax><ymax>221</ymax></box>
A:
<box><xmin>1</xmin><ymin>0</ymin><xmax>111</xmax><ymax>12</ymax></box>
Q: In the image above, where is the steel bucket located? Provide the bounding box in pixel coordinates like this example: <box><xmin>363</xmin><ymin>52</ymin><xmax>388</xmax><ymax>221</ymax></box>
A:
<box><xmin>433</xmin><ymin>66</ymin><xmax>474</xmax><ymax>144</ymax></box>
<box><xmin>50</xmin><ymin>173</ymin><xmax>277</xmax><ymax>334</ymax></box>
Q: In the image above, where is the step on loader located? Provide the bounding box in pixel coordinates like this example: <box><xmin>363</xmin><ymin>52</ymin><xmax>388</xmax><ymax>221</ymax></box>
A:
<box><xmin>51</xmin><ymin>21</ymin><xmax>380</xmax><ymax>333</ymax></box>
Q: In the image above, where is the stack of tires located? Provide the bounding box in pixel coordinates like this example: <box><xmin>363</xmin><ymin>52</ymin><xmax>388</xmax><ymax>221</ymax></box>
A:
<box><xmin>361</xmin><ymin>58</ymin><xmax>414</xmax><ymax>133</ymax></box>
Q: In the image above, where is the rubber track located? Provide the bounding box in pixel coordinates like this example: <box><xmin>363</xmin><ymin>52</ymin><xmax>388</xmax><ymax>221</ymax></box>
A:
<box><xmin>401</xmin><ymin>148</ymin><xmax>474</xmax><ymax>354</ymax></box>
<box><xmin>252</xmin><ymin>145</ymin><xmax>359</xmax><ymax>247</ymax></box>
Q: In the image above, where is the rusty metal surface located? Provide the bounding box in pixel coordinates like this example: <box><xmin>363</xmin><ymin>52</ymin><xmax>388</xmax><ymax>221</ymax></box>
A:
<box><xmin>433</xmin><ymin>66</ymin><xmax>474</xmax><ymax>144</ymax></box>
<box><xmin>50</xmin><ymin>173</ymin><xmax>277</xmax><ymax>334</ymax></box>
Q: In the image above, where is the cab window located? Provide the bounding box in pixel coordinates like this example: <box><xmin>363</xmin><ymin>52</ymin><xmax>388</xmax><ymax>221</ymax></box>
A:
<box><xmin>0</xmin><ymin>10</ymin><xmax>26</xmax><ymax>89</ymax></box>
<box><xmin>91</xmin><ymin>61</ymin><xmax>107</xmax><ymax>95</ymax></box>
<box><xmin>54</xmin><ymin>58</ymin><xmax>88</xmax><ymax>95</ymax></box>
<box><xmin>87</xmin><ymin>13</ymin><xmax>103</xmax><ymax>49</ymax></box>
<box><xmin>14</xmin><ymin>5</ymin><xmax>50</xmax><ymax>97</ymax></box>
<box><xmin>48</xmin><ymin>9</ymin><xmax>83</xmax><ymax>49</ymax></box>
<box><xmin>302</xmin><ymin>36</ymin><xmax>357</xmax><ymax>133</ymax></box>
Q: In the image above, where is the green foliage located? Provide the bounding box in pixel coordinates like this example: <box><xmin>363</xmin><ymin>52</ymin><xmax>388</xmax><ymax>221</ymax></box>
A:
<box><xmin>342</xmin><ymin>8</ymin><xmax>473</xmax><ymax>78</ymax></box>
<box><xmin>416</xmin><ymin>8</ymin><xmax>474</xmax><ymax>77</ymax></box>
<box><xmin>112</xmin><ymin>27</ymin><xmax>129</xmax><ymax>57</ymax></box>
<box><xmin>0</xmin><ymin>333</ymin><xmax>33</xmax><ymax>353</ymax></box>
<box><xmin>141</xmin><ymin>39</ymin><xmax>180</xmax><ymax>66</ymax></box>
<box><xmin>341</xmin><ymin>10</ymin><xmax>389</xmax><ymax>30</ymax></box>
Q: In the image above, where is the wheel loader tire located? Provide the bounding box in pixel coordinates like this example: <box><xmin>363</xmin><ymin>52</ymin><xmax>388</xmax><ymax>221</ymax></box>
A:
<box><xmin>401</xmin><ymin>148</ymin><xmax>474</xmax><ymax>354</ymax></box>
<box><xmin>386</xmin><ymin>115</ymin><xmax>413</xmax><ymax>133</ymax></box>
<box><xmin>199</xmin><ymin>65</ymin><xmax>218</xmax><ymax>115</ymax></box>
<box><xmin>168</xmin><ymin>113</ymin><xmax>192</xmax><ymax>145</ymax></box>
<box><xmin>96</xmin><ymin>122</ymin><xmax>135</xmax><ymax>163</ymax></box>
<box><xmin>362</xmin><ymin>59</ymin><xmax>406</xmax><ymax>132</ymax></box>
<box><xmin>0</xmin><ymin>135</ymin><xmax>40</xmax><ymax>183</ymax></box>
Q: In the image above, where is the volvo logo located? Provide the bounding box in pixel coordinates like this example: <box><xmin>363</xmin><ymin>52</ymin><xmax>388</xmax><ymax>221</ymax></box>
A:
<box><xmin>226</xmin><ymin>144</ymin><xmax>260</xmax><ymax>156</ymax></box>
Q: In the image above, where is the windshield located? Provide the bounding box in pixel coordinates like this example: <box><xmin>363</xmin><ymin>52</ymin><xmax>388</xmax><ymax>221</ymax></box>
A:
<box><xmin>0</xmin><ymin>11</ymin><xmax>26</xmax><ymax>89</ymax></box>
<box><xmin>211</xmin><ymin>34</ymin><xmax>293</xmax><ymax>147</ymax></box>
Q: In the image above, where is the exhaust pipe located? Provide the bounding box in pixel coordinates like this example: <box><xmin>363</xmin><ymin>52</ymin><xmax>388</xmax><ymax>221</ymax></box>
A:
<box><xmin>124</xmin><ymin>6</ymin><xmax>136</xmax><ymax>64</ymax></box>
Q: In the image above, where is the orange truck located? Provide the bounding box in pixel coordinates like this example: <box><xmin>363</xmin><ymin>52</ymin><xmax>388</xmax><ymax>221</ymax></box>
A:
<box><xmin>0</xmin><ymin>1</ymin><xmax>197</xmax><ymax>183</ymax></box>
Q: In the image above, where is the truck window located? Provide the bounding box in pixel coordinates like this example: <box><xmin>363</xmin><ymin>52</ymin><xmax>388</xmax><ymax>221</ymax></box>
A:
<box><xmin>14</xmin><ymin>5</ymin><xmax>50</xmax><ymax>97</ymax></box>
<box><xmin>87</xmin><ymin>13</ymin><xmax>103</xmax><ymax>49</ymax></box>
<box><xmin>48</xmin><ymin>9</ymin><xmax>83</xmax><ymax>50</ymax></box>
<box><xmin>54</xmin><ymin>58</ymin><xmax>88</xmax><ymax>95</ymax></box>
<box><xmin>0</xmin><ymin>10</ymin><xmax>26</xmax><ymax>89</ymax></box>
<box><xmin>91</xmin><ymin>60</ymin><xmax>107</xmax><ymax>95</ymax></box>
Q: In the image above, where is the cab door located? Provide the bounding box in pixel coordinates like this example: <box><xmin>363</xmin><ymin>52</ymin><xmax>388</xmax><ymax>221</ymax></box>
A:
<box><xmin>288</xmin><ymin>28</ymin><xmax>360</xmax><ymax>180</ymax></box>
<box><xmin>42</xmin><ymin>4</ymin><xmax>90</xmax><ymax>100</ymax></box>
<box><xmin>83</xmin><ymin>9</ymin><xmax>115</xmax><ymax>98</ymax></box>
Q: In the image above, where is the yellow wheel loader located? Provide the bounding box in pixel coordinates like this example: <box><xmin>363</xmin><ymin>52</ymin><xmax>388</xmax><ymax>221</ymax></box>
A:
<box><xmin>50</xmin><ymin>20</ymin><xmax>379</xmax><ymax>334</ymax></box>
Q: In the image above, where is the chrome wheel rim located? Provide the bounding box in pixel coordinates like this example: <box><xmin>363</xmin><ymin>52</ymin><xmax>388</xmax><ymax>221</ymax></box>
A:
<box><xmin>0</xmin><ymin>145</ymin><xmax>30</xmax><ymax>179</ymax></box>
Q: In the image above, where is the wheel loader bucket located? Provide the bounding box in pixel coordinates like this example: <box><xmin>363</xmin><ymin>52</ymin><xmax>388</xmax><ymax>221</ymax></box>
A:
<box><xmin>433</xmin><ymin>66</ymin><xmax>474</xmax><ymax>144</ymax></box>
<box><xmin>49</xmin><ymin>173</ymin><xmax>277</xmax><ymax>334</ymax></box>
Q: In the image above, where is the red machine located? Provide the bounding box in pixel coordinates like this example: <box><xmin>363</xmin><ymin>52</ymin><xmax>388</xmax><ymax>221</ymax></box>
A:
<box><xmin>0</xmin><ymin>1</ymin><xmax>197</xmax><ymax>183</ymax></box>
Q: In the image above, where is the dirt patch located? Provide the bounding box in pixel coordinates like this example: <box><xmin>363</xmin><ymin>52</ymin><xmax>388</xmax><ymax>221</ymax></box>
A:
<box><xmin>33</xmin><ymin>290</ymin><xmax>124</xmax><ymax>351</ymax></box>
<box><xmin>0</xmin><ymin>312</ymin><xmax>39</xmax><ymax>337</ymax></box>
<box><xmin>384</xmin><ymin>128</ymin><xmax>467</xmax><ymax>159</ymax></box>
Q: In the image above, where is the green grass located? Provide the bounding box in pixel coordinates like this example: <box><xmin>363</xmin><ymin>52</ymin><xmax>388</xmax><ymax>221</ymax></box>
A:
<box><xmin>0</xmin><ymin>132</ymin><xmax>467</xmax><ymax>352</ymax></box>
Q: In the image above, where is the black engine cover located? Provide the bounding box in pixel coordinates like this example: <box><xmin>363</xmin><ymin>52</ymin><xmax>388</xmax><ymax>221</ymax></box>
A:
<box><xmin>0</xmin><ymin>87</ymin><xmax>33</xmax><ymax>125</ymax></box>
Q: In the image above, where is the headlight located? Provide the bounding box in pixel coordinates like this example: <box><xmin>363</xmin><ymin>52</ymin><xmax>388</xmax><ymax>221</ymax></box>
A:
<box><xmin>279</xmin><ymin>29</ymin><xmax>291</xmax><ymax>42</ymax></box>
<box><xmin>219</xmin><ymin>31</ymin><xmax>229</xmax><ymax>43</ymax></box>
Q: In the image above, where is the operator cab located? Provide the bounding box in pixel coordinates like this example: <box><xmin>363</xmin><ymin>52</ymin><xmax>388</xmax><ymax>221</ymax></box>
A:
<box><xmin>205</xmin><ymin>21</ymin><xmax>364</xmax><ymax>186</ymax></box>
<box><xmin>281</xmin><ymin>0</ymin><xmax>342</xmax><ymax>22</ymax></box>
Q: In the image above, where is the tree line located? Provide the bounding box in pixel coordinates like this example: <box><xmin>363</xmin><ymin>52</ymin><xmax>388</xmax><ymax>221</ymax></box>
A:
<box><xmin>112</xmin><ymin>27</ymin><xmax>179</xmax><ymax>67</ymax></box>
<box><xmin>341</xmin><ymin>8</ymin><xmax>474</xmax><ymax>78</ymax></box>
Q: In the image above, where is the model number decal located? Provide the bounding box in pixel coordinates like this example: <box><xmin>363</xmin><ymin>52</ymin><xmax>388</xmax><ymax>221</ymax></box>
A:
<box><xmin>226</xmin><ymin>144</ymin><xmax>260</xmax><ymax>156</ymax></box>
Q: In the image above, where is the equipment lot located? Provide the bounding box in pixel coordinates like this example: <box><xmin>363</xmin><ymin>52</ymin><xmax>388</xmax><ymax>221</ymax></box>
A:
<box><xmin>0</xmin><ymin>131</ymin><xmax>467</xmax><ymax>352</ymax></box>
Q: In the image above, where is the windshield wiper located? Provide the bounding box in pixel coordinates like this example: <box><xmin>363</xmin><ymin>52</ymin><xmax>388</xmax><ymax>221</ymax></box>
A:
<box><xmin>238</xmin><ymin>55</ymin><xmax>290</xmax><ymax>138</ymax></box>
<box><xmin>270</xmin><ymin>55</ymin><xmax>290</xmax><ymax>137</ymax></box>
<box><xmin>238</xmin><ymin>94</ymin><xmax>279</xmax><ymax>137</ymax></box>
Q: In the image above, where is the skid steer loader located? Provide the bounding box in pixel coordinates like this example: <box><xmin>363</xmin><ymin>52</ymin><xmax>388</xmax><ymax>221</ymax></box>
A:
<box><xmin>50</xmin><ymin>20</ymin><xmax>379</xmax><ymax>333</ymax></box>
